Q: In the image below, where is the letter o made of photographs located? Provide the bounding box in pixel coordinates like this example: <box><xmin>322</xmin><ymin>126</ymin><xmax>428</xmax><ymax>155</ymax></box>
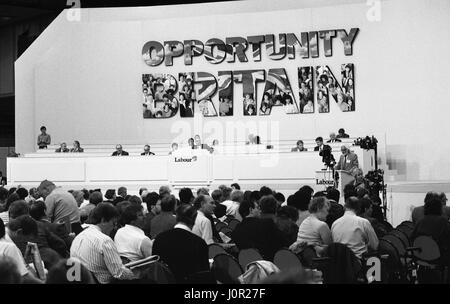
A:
<box><xmin>142</xmin><ymin>41</ymin><xmax>165</xmax><ymax>66</ymax></box>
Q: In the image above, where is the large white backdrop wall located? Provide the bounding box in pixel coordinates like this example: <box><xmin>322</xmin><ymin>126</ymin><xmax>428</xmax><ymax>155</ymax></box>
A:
<box><xmin>15</xmin><ymin>0</ymin><xmax>450</xmax><ymax>181</ymax></box>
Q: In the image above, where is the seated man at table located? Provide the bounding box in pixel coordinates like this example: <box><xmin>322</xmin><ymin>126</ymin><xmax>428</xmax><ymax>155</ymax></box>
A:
<box><xmin>111</xmin><ymin>144</ymin><xmax>129</xmax><ymax>156</ymax></box>
<box><xmin>291</xmin><ymin>140</ymin><xmax>308</xmax><ymax>152</ymax></box>
<box><xmin>70</xmin><ymin>203</ymin><xmax>137</xmax><ymax>283</ymax></box>
<box><xmin>336</xmin><ymin>128</ymin><xmax>350</xmax><ymax>139</ymax></box>
<box><xmin>327</xmin><ymin>132</ymin><xmax>342</xmax><ymax>144</ymax></box>
<box><xmin>55</xmin><ymin>142</ymin><xmax>69</xmax><ymax>153</ymax></box>
<box><xmin>152</xmin><ymin>204</ymin><xmax>209</xmax><ymax>283</ymax></box>
<box><xmin>141</xmin><ymin>144</ymin><xmax>155</xmax><ymax>156</ymax></box>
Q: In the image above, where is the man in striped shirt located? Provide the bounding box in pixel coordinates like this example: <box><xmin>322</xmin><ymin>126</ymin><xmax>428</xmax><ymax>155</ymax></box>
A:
<box><xmin>70</xmin><ymin>203</ymin><xmax>136</xmax><ymax>283</ymax></box>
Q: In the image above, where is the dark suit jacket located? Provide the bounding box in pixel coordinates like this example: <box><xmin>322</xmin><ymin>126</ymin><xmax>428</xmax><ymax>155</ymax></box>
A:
<box><xmin>231</xmin><ymin>217</ymin><xmax>289</xmax><ymax>261</ymax></box>
<box><xmin>412</xmin><ymin>215</ymin><xmax>450</xmax><ymax>264</ymax></box>
<box><xmin>314</xmin><ymin>144</ymin><xmax>331</xmax><ymax>152</ymax></box>
<box><xmin>335</xmin><ymin>152</ymin><xmax>359</xmax><ymax>171</ymax></box>
<box><xmin>141</xmin><ymin>152</ymin><xmax>155</xmax><ymax>156</ymax></box>
<box><xmin>336</xmin><ymin>134</ymin><xmax>350</xmax><ymax>139</ymax></box>
<box><xmin>327</xmin><ymin>139</ymin><xmax>342</xmax><ymax>143</ymax></box>
<box><xmin>152</xmin><ymin>227</ymin><xmax>209</xmax><ymax>283</ymax></box>
<box><xmin>70</xmin><ymin>148</ymin><xmax>84</xmax><ymax>152</ymax></box>
<box><xmin>111</xmin><ymin>151</ymin><xmax>129</xmax><ymax>156</ymax></box>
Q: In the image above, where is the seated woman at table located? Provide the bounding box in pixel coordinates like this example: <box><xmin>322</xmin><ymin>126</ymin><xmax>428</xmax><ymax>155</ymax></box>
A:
<box><xmin>70</xmin><ymin>140</ymin><xmax>84</xmax><ymax>153</ymax></box>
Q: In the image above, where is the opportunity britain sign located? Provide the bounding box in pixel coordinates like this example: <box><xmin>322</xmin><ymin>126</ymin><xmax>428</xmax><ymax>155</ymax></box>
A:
<box><xmin>140</xmin><ymin>28</ymin><xmax>358</xmax><ymax>118</ymax></box>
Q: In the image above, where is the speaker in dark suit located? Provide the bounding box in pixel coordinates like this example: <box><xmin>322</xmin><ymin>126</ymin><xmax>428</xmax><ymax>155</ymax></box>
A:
<box><xmin>152</xmin><ymin>205</ymin><xmax>209</xmax><ymax>283</ymax></box>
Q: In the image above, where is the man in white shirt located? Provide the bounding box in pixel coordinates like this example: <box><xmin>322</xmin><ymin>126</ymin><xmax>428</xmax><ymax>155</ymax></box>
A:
<box><xmin>331</xmin><ymin>197</ymin><xmax>379</xmax><ymax>259</ymax></box>
<box><xmin>70</xmin><ymin>203</ymin><xmax>137</xmax><ymax>283</ymax></box>
<box><xmin>192</xmin><ymin>195</ymin><xmax>215</xmax><ymax>245</ymax></box>
<box><xmin>114</xmin><ymin>204</ymin><xmax>152</xmax><ymax>263</ymax></box>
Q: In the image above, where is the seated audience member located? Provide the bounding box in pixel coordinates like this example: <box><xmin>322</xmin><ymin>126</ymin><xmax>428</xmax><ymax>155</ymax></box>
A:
<box><xmin>168</xmin><ymin>142</ymin><xmax>178</xmax><ymax>155</ymax></box>
<box><xmin>46</xmin><ymin>257</ymin><xmax>96</xmax><ymax>284</ymax></box>
<box><xmin>1</xmin><ymin>192</ymin><xmax>21</xmax><ymax>224</ymax></box>
<box><xmin>55</xmin><ymin>142</ymin><xmax>69</xmax><ymax>153</ymax></box>
<box><xmin>139</xmin><ymin>187</ymin><xmax>148</xmax><ymax>198</ymax></box>
<box><xmin>70</xmin><ymin>203</ymin><xmax>137</xmax><ymax>283</ymax></box>
<box><xmin>111</xmin><ymin>144</ymin><xmax>129</xmax><ymax>156</ymax></box>
<box><xmin>197</xmin><ymin>187</ymin><xmax>210</xmax><ymax>196</ymax></box>
<box><xmin>28</xmin><ymin>187</ymin><xmax>42</xmax><ymax>203</ymax></box>
<box><xmin>331</xmin><ymin>197</ymin><xmax>379</xmax><ymax>259</ymax></box>
<box><xmin>159</xmin><ymin>186</ymin><xmax>171</xmax><ymax>199</ymax></box>
<box><xmin>325</xmin><ymin>188</ymin><xmax>345</xmax><ymax>228</ymax></box>
<box><xmin>357</xmin><ymin>198</ymin><xmax>390</xmax><ymax>238</ymax></box>
<box><xmin>412</xmin><ymin>192</ymin><xmax>450</xmax><ymax>224</ymax></box>
<box><xmin>37</xmin><ymin>180</ymin><xmax>82</xmax><ymax>235</ymax></box>
<box><xmin>250</xmin><ymin>191</ymin><xmax>262</xmax><ymax>204</ymax></box>
<box><xmin>71</xmin><ymin>190</ymin><xmax>84</xmax><ymax>208</ymax></box>
<box><xmin>150</xmin><ymin>195</ymin><xmax>176</xmax><ymax>239</ymax></box>
<box><xmin>335</xmin><ymin>146</ymin><xmax>359</xmax><ymax>173</ymax></box>
<box><xmin>274</xmin><ymin>192</ymin><xmax>286</xmax><ymax>207</ymax></box>
<box><xmin>80</xmin><ymin>191</ymin><xmax>103</xmax><ymax>223</ymax></box>
<box><xmin>37</xmin><ymin>126</ymin><xmax>51</xmax><ymax>149</ymax></box>
<box><xmin>128</xmin><ymin>195</ymin><xmax>143</xmax><ymax>206</ymax></box>
<box><xmin>343</xmin><ymin>184</ymin><xmax>357</xmax><ymax>201</ymax></box>
<box><xmin>29</xmin><ymin>200</ymin><xmax>73</xmax><ymax>249</ymax></box>
<box><xmin>8</xmin><ymin>215</ymin><xmax>64</xmax><ymax>269</ymax></box>
<box><xmin>232</xmin><ymin>196</ymin><xmax>288</xmax><ymax>261</ymax></box>
<box><xmin>231</xmin><ymin>183</ymin><xmax>241</xmax><ymax>191</ymax></box>
<box><xmin>179</xmin><ymin>188</ymin><xmax>194</xmax><ymax>205</ymax></box>
<box><xmin>275</xmin><ymin>206</ymin><xmax>299</xmax><ymax>246</ymax></box>
<box><xmin>336</xmin><ymin>128</ymin><xmax>350</xmax><ymax>139</ymax></box>
<box><xmin>70</xmin><ymin>140</ymin><xmax>84</xmax><ymax>153</ymax></box>
<box><xmin>192</xmin><ymin>195</ymin><xmax>215</xmax><ymax>245</ymax></box>
<box><xmin>142</xmin><ymin>192</ymin><xmax>160</xmax><ymax>237</ymax></box>
<box><xmin>141</xmin><ymin>144</ymin><xmax>155</xmax><ymax>156</ymax></box>
<box><xmin>326</xmin><ymin>132</ymin><xmax>342</xmax><ymax>143</ymax></box>
<box><xmin>16</xmin><ymin>188</ymin><xmax>29</xmax><ymax>201</ymax></box>
<box><xmin>412</xmin><ymin>197</ymin><xmax>450</xmax><ymax>266</ymax></box>
<box><xmin>219</xmin><ymin>186</ymin><xmax>235</xmax><ymax>216</ymax></box>
<box><xmin>211</xmin><ymin>189</ymin><xmax>222</xmax><ymax>203</ymax></box>
<box><xmin>114</xmin><ymin>204</ymin><xmax>153</xmax><ymax>263</ymax></box>
<box><xmin>226</xmin><ymin>190</ymin><xmax>244</xmax><ymax>221</ymax></box>
<box><xmin>104</xmin><ymin>189</ymin><xmax>116</xmax><ymax>204</ymax></box>
<box><xmin>289</xmin><ymin>186</ymin><xmax>314</xmax><ymax>226</ymax></box>
<box><xmin>260</xmin><ymin>186</ymin><xmax>273</xmax><ymax>197</ymax></box>
<box><xmin>291</xmin><ymin>140</ymin><xmax>308</xmax><ymax>152</ymax></box>
<box><xmin>113</xmin><ymin>187</ymin><xmax>127</xmax><ymax>205</ymax></box>
<box><xmin>0</xmin><ymin>219</ymin><xmax>42</xmax><ymax>284</ymax></box>
<box><xmin>291</xmin><ymin>197</ymin><xmax>332</xmax><ymax>255</ymax></box>
<box><xmin>152</xmin><ymin>205</ymin><xmax>209</xmax><ymax>283</ymax></box>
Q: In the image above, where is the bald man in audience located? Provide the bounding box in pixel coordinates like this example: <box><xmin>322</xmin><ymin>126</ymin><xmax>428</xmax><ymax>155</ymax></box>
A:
<box><xmin>327</xmin><ymin>132</ymin><xmax>342</xmax><ymax>143</ymax></box>
<box><xmin>37</xmin><ymin>180</ymin><xmax>82</xmax><ymax>235</ymax></box>
<box><xmin>192</xmin><ymin>195</ymin><xmax>215</xmax><ymax>245</ymax></box>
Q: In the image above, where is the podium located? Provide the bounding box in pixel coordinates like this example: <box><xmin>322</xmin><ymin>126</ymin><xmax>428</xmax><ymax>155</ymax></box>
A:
<box><xmin>335</xmin><ymin>170</ymin><xmax>355</xmax><ymax>203</ymax></box>
<box><xmin>168</xmin><ymin>149</ymin><xmax>212</xmax><ymax>187</ymax></box>
<box><xmin>315</xmin><ymin>170</ymin><xmax>335</xmax><ymax>189</ymax></box>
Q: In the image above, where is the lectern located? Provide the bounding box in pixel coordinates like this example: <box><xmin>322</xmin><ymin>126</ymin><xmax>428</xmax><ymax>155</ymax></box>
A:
<box><xmin>335</xmin><ymin>170</ymin><xmax>355</xmax><ymax>203</ymax></box>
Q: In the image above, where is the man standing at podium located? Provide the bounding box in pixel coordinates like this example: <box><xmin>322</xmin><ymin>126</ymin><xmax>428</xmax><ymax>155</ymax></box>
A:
<box><xmin>335</xmin><ymin>146</ymin><xmax>359</xmax><ymax>174</ymax></box>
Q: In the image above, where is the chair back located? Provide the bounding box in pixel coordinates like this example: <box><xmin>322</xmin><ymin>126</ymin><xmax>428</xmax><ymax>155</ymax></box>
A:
<box><xmin>396</xmin><ymin>223</ymin><xmax>414</xmax><ymax>239</ymax></box>
<box><xmin>389</xmin><ymin>229</ymin><xmax>410</xmax><ymax>247</ymax></box>
<box><xmin>412</xmin><ymin>236</ymin><xmax>440</xmax><ymax>263</ymax></box>
<box><xmin>140</xmin><ymin>261</ymin><xmax>176</xmax><ymax>284</ymax></box>
<box><xmin>383</xmin><ymin>234</ymin><xmax>406</xmax><ymax>257</ymax></box>
<box><xmin>297</xmin><ymin>245</ymin><xmax>319</xmax><ymax>268</ymax></box>
<box><xmin>378</xmin><ymin>238</ymin><xmax>401</xmax><ymax>271</ymax></box>
<box><xmin>273</xmin><ymin>248</ymin><xmax>303</xmax><ymax>273</ymax></box>
<box><xmin>238</xmin><ymin>248</ymin><xmax>263</xmax><ymax>270</ymax></box>
<box><xmin>228</xmin><ymin>219</ymin><xmax>240</xmax><ymax>231</ymax></box>
<box><xmin>212</xmin><ymin>253</ymin><xmax>243</xmax><ymax>284</ymax></box>
<box><xmin>208</xmin><ymin>243</ymin><xmax>227</xmax><ymax>259</ymax></box>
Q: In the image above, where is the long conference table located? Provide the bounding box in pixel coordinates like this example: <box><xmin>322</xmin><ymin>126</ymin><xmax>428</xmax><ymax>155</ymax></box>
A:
<box><xmin>7</xmin><ymin>147</ymin><xmax>375</xmax><ymax>192</ymax></box>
